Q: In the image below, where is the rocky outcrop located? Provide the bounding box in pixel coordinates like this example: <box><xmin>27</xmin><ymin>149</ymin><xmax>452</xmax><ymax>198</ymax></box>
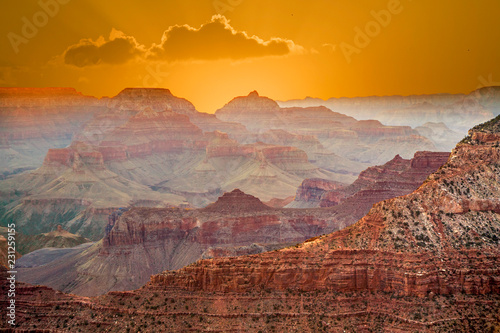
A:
<box><xmin>106</xmin><ymin>88</ymin><xmax>197</xmax><ymax>114</ymax></box>
<box><xmin>5</xmin><ymin>268</ymin><xmax>500</xmax><ymax>332</ymax></box>
<box><xmin>206</xmin><ymin>132</ymin><xmax>310</xmax><ymax>167</ymax></box>
<box><xmin>291</xmin><ymin>178</ymin><xmax>344</xmax><ymax>208</ymax></box>
<box><xmin>0</xmin><ymin>99</ymin><xmax>346</xmax><ymax>243</ymax></box>
<box><xmin>263</xmin><ymin>196</ymin><xmax>295</xmax><ymax>208</ymax></box>
<box><xmin>0</xmin><ymin>142</ymin><xmax>185</xmax><ymax>240</ymax></box>
<box><xmin>215</xmin><ymin>91</ymin><xmax>282</xmax><ymax>131</ymax></box>
<box><xmin>99</xmin><ymin>108</ymin><xmax>207</xmax><ymax>158</ymax></box>
<box><xmin>0</xmin><ymin>87</ymin><xmax>98</xmax><ymax>108</ymax></box>
<box><xmin>205</xmin><ymin>131</ymin><xmax>254</xmax><ymax>158</ymax></box>
<box><xmin>201</xmin><ymin>189</ymin><xmax>272</xmax><ymax>213</ymax></box>
<box><xmin>157</xmin><ymin>130</ymin><xmax>343</xmax><ymax>203</ymax></box>
<box><xmin>255</xmin><ymin>129</ymin><xmax>366</xmax><ymax>176</ymax></box>
<box><xmin>17</xmin><ymin>189</ymin><xmax>347</xmax><ymax>296</ymax></box>
<box><xmin>1</xmin><ymin>225</ymin><xmax>91</xmax><ymax>255</ymax></box>
<box><xmin>289</xmin><ymin>151</ymin><xmax>449</xmax><ymax>209</ymax></box>
<box><xmin>215</xmin><ymin>91</ymin><xmax>357</xmax><ymax>134</ymax></box>
<box><xmin>108</xmin><ymin>87</ymin><xmax>252</xmax><ymax>141</ymax></box>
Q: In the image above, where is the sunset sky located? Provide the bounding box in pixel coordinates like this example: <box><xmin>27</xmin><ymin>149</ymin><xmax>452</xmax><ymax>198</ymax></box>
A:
<box><xmin>1</xmin><ymin>0</ymin><xmax>500</xmax><ymax>113</ymax></box>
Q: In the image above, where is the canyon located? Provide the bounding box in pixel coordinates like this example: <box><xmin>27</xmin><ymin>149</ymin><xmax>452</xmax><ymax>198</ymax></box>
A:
<box><xmin>14</xmin><ymin>149</ymin><xmax>448</xmax><ymax>296</ymax></box>
<box><xmin>3</xmin><ymin>110</ymin><xmax>500</xmax><ymax>332</ymax></box>
<box><xmin>0</xmin><ymin>113</ymin><xmax>341</xmax><ymax>240</ymax></box>
<box><xmin>0</xmin><ymin>225</ymin><xmax>90</xmax><ymax>255</ymax></box>
<box><xmin>0</xmin><ymin>140</ymin><xmax>185</xmax><ymax>240</ymax></box>
<box><xmin>16</xmin><ymin>189</ymin><xmax>347</xmax><ymax>296</ymax></box>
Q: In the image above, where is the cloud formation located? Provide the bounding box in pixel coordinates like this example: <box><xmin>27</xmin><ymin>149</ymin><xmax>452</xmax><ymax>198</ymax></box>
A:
<box><xmin>64</xmin><ymin>29</ymin><xmax>146</xmax><ymax>67</ymax></box>
<box><xmin>63</xmin><ymin>16</ymin><xmax>294</xmax><ymax>67</ymax></box>
<box><xmin>148</xmin><ymin>15</ymin><xmax>293</xmax><ymax>61</ymax></box>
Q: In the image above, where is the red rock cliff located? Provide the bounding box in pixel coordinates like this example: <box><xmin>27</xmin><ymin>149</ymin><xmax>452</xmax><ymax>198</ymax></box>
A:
<box><xmin>151</xmin><ymin>116</ymin><xmax>500</xmax><ymax>299</ymax></box>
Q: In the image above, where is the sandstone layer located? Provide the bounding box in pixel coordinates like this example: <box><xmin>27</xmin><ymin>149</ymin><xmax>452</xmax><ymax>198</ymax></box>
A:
<box><xmin>0</xmin><ymin>142</ymin><xmax>185</xmax><ymax>240</ymax></box>
<box><xmin>290</xmin><ymin>151</ymin><xmax>450</xmax><ymax>210</ymax></box>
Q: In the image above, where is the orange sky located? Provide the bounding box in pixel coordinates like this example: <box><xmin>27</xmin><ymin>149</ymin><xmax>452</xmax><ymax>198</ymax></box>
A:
<box><xmin>1</xmin><ymin>0</ymin><xmax>500</xmax><ymax>113</ymax></box>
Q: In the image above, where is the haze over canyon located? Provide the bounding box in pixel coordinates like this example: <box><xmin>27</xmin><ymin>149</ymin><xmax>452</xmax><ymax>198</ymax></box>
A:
<box><xmin>0</xmin><ymin>85</ymin><xmax>500</xmax><ymax>332</ymax></box>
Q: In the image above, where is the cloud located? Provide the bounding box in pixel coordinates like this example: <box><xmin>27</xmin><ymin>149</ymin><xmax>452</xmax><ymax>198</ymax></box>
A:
<box><xmin>64</xmin><ymin>29</ymin><xmax>146</xmax><ymax>67</ymax></box>
<box><xmin>147</xmin><ymin>15</ymin><xmax>294</xmax><ymax>61</ymax></box>
<box><xmin>63</xmin><ymin>16</ymin><xmax>296</xmax><ymax>67</ymax></box>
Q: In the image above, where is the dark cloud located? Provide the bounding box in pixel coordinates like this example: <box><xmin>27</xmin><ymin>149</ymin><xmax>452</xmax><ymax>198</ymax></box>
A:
<box><xmin>147</xmin><ymin>15</ymin><xmax>294</xmax><ymax>61</ymax></box>
<box><xmin>63</xmin><ymin>16</ymin><xmax>295</xmax><ymax>67</ymax></box>
<box><xmin>64</xmin><ymin>30</ymin><xmax>145</xmax><ymax>67</ymax></box>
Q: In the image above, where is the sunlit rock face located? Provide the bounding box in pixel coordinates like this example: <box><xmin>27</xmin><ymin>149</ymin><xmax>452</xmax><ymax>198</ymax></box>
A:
<box><xmin>154</xmin><ymin>115</ymin><xmax>500</xmax><ymax>295</ymax></box>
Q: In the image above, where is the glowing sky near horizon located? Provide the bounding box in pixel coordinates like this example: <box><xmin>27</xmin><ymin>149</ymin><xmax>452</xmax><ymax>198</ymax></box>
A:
<box><xmin>1</xmin><ymin>0</ymin><xmax>500</xmax><ymax>113</ymax></box>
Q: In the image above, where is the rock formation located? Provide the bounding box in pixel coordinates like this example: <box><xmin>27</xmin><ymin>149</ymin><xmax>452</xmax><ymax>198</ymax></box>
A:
<box><xmin>0</xmin><ymin>97</ymin><xmax>346</xmax><ymax>241</ymax></box>
<box><xmin>0</xmin><ymin>88</ymin><xmax>104</xmax><ymax>178</ymax></box>
<box><xmin>5</xmin><ymin>115</ymin><xmax>500</xmax><ymax>332</ymax></box>
<box><xmin>154</xmin><ymin>131</ymin><xmax>344</xmax><ymax>203</ymax></box>
<box><xmin>141</xmin><ymin>115</ymin><xmax>500</xmax><ymax>330</ymax></box>
<box><xmin>17</xmin><ymin>189</ymin><xmax>347</xmax><ymax>296</ymax></box>
<box><xmin>217</xmin><ymin>91</ymin><xmax>439</xmax><ymax>165</ymax></box>
<box><xmin>290</xmin><ymin>178</ymin><xmax>345</xmax><ymax>208</ymax></box>
<box><xmin>107</xmin><ymin>87</ymin><xmax>251</xmax><ymax>140</ymax></box>
<box><xmin>263</xmin><ymin>196</ymin><xmax>295</xmax><ymax>208</ymax></box>
<box><xmin>216</xmin><ymin>91</ymin><xmax>358</xmax><ymax>134</ymax></box>
<box><xmin>289</xmin><ymin>151</ymin><xmax>450</xmax><ymax>209</ymax></box>
<box><xmin>255</xmin><ymin>129</ymin><xmax>367</xmax><ymax>178</ymax></box>
<box><xmin>415</xmin><ymin>122</ymin><xmax>464</xmax><ymax>151</ymax></box>
<box><xmin>0</xmin><ymin>142</ymin><xmax>185</xmax><ymax>240</ymax></box>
